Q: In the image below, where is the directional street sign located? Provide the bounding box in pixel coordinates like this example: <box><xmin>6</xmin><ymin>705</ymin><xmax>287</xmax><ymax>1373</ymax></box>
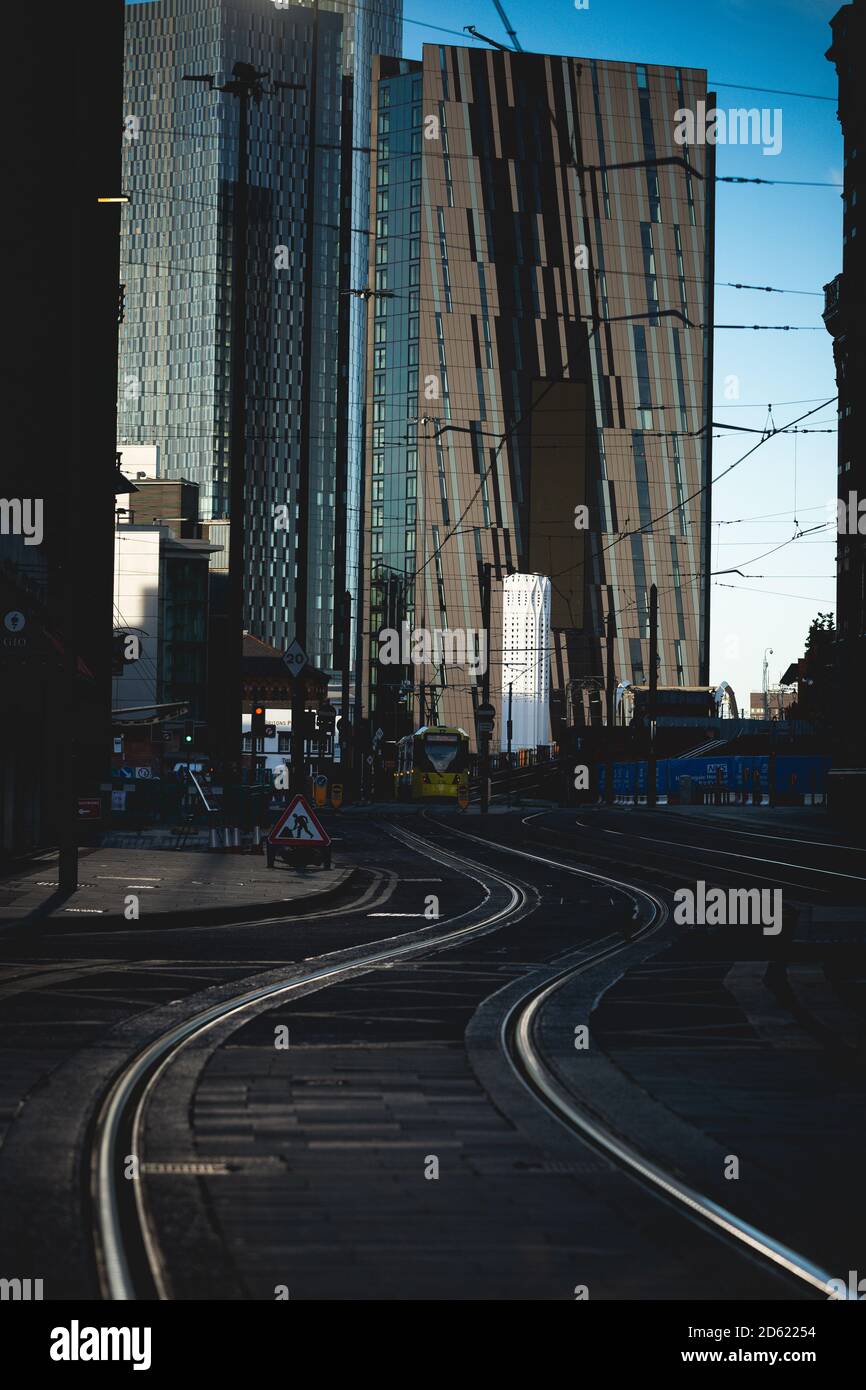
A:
<box><xmin>77</xmin><ymin>798</ymin><xmax>102</xmax><ymax>819</ymax></box>
<box><xmin>268</xmin><ymin>794</ymin><xmax>330</xmax><ymax>846</ymax></box>
<box><xmin>281</xmin><ymin>638</ymin><xmax>309</xmax><ymax>678</ymax></box>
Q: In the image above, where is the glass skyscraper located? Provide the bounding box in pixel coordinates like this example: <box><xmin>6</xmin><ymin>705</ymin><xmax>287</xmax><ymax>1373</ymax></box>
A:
<box><xmin>119</xmin><ymin>0</ymin><xmax>401</xmax><ymax>669</ymax></box>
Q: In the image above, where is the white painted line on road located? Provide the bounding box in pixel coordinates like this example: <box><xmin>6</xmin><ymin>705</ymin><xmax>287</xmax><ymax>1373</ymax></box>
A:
<box><xmin>97</xmin><ymin>876</ymin><xmax>163</xmax><ymax>881</ymax></box>
<box><xmin>366</xmin><ymin>912</ymin><xmax>426</xmax><ymax>918</ymax></box>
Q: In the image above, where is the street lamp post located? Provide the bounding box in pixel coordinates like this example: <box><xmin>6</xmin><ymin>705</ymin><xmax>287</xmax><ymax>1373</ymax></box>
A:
<box><xmin>763</xmin><ymin>647</ymin><xmax>774</xmax><ymax>721</ymax></box>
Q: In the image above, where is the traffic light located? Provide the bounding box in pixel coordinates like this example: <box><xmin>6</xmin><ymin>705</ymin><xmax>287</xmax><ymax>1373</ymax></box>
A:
<box><xmin>317</xmin><ymin>702</ymin><xmax>336</xmax><ymax>736</ymax></box>
<box><xmin>183</xmin><ymin>721</ymin><xmax>194</xmax><ymax>744</ymax></box>
<box><xmin>251</xmin><ymin>704</ymin><xmax>266</xmax><ymax>740</ymax></box>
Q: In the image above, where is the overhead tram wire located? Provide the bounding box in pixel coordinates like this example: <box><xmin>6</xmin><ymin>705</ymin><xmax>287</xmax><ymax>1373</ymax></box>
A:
<box><xmin>715</xmin><ymin>583</ymin><xmax>837</xmax><ymax>603</ymax></box>
<box><xmin>120</xmin><ymin>246</ymin><xmax>828</xmax><ymax>322</ymax></box>
<box><xmin>407</xmin><ymin>382</ymin><xmax>833</xmax><ymax>595</ymax></box>
<box><xmin>119</xmin><ymin>253</ymin><xmax>824</xmax><ymax>336</ymax></box>
<box><xmin>122</xmin><ymin>122</ymin><xmax>843</xmax><ymax>186</ymax></box>
<box><xmin>545</xmin><ymin>395</ymin><xmax>836</xmax><ymax>586</ymax></box>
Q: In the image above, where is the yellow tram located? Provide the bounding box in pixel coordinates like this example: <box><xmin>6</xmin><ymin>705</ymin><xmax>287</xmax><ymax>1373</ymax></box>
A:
<box><xmin>395</xmin><ymin>726</ymin><xmax>470</xmax><ymax>801</ymax></box>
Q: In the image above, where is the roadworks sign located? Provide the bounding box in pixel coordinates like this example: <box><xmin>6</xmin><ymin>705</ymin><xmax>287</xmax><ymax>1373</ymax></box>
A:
<box><xmin>268</xmin><ymin>794</ymin><xmax>330</xmax><ymax>846</ymax></box>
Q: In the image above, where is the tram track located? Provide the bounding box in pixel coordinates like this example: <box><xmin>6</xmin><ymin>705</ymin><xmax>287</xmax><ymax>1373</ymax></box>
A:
<box><xmin>423</xmin><ymin>817</ymin><xmax>852</xmax><ymax>1299</ymax></box>
<box><xmin>89</xmin><ymin>824</ymin><xmax>532</xmax><ymax>1299</ymax></box>
<box><xmin>88</xmin><ymin>815</ymin><xmax>851</xmax><ymax>1301</ymax></box>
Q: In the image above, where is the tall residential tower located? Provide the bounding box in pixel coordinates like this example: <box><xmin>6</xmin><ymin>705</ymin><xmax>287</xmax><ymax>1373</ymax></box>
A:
<box><xmin>362</xmin><ymin>46</ymin><xmax>714</xmax><ymax>748</ymax></box>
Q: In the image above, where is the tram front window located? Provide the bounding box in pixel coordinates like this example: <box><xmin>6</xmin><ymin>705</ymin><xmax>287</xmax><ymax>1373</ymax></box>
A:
<box><xmin>424</xmin><ymin>734</ymin><xmax>461</xmax><ymax>773</ymax></box>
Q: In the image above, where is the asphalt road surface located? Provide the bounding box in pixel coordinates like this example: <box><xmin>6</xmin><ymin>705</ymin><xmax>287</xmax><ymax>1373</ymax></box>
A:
<box><xmin>1</xmin><ymin>806</ymin><xmax>863</xmax><ymax>1302</ymax></box>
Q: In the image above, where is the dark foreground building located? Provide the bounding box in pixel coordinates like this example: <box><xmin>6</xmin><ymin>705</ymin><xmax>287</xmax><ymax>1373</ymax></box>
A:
<box><xmin>0</xmin><ymin>2</ymin><xmax>124</xmax><ymax>859</ymax></box>
<box><xmin>825</xmin><ymin>2</ymin><xmax>866</xmax><ymax>765</ymax></box>
<box><xmin>361</xmin><ymin>45</ymin><xmax>714</xmax><ymax>748</ymax></box>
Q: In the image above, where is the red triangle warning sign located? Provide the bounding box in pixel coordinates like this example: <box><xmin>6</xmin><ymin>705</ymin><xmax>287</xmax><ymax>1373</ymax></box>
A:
<box><xmin>268</xmin><ymin>794</ymin><xmax>331</xmax><ymax>846</ymax></box>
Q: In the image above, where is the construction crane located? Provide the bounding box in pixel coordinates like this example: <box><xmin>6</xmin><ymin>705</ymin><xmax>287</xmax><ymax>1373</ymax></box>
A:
<box><xmin>492</xmin><ymin>0</ymin><xmax>523</xmax><ymax>51</ymax></box>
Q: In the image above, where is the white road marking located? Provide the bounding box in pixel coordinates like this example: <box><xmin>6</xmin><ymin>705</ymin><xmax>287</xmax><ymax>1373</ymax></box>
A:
<box><xmin>366</xmin><ymin>912</ymin><xmax>426</xmax><ymax>918</ymax></box>
<box><xmin>97</xmin><ymin>876</ymin><xmax>163</xmax><ymax>881</ymax></box>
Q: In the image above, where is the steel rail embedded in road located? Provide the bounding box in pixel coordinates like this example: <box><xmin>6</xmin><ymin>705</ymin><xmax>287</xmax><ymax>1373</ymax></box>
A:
<box><xmin>431</xmin><ymin>818</ymin><xmax>849</xmax><ymax>1300</ymax></box>
<box><xmin>91</xmin><ymin>824</ymin><xmax>532</xmax><ymax>1300</ymax></box>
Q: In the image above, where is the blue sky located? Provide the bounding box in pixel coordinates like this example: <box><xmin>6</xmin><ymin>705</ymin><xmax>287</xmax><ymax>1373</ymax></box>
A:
<box><xmin>128</xmin><ymin>0</ymin><xmax>843</xmax><ymax>701</ymax></box>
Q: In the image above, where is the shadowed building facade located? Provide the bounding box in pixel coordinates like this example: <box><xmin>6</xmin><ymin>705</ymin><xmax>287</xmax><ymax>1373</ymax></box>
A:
<box><xmin>825</xmin><ymin>2</ymin><xmax>865</xmax><ymax>763</ymax></box>
<box><xmin>361</xmin><ymin>46</ymin><xmax>714</xmax><ymax>749</ymax></box>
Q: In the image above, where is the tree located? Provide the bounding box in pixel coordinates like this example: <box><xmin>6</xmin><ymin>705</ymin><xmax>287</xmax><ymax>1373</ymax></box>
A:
<box><xmin>791</xmin><ymin>613</ymin><xmax>835</xmax><ymax>726</ymax></box>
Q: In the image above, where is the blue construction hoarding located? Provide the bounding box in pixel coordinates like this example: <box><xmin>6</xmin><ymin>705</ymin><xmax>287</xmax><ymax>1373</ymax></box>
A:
<box><xmin>599</xmin><ymin>755</ymin><xmax>831</xmax><ymax>799</ymax></box>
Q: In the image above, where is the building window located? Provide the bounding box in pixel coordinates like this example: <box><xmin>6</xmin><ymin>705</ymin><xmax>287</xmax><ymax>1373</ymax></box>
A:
<box><xmin>632</xmin><ymin>325</ymin><xmax>653</xmax><ymax>428</ymax></box>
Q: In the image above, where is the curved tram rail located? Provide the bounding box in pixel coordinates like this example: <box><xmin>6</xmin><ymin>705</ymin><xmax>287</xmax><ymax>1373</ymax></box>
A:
<box><xmin>90</xmin><ymin>824</ymin><xmax>530</xmax><ymax>1300</ymax></box>
<box><xmin>430</xmin><ymin>819</ymin><xmax>852</xmax><ymax>1300</ymax></box>
<box><xmin>91</xmin><ymin>818</ymin><xmax>849</xmax><ymax>1301</ymax></box>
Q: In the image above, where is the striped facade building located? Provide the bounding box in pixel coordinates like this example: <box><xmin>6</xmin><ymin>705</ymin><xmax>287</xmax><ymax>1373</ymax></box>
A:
<box><xmin>362</xmin><ymin>45</ymin><xmax>714</xmax><ymax>749</ymax></box>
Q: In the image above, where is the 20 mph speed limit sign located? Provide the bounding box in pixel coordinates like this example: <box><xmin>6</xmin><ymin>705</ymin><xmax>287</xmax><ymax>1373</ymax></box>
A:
<box><xmin>282</xmin><ymin>639</ymin><xmax>308</xmax><ymax>677</ymax></box>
